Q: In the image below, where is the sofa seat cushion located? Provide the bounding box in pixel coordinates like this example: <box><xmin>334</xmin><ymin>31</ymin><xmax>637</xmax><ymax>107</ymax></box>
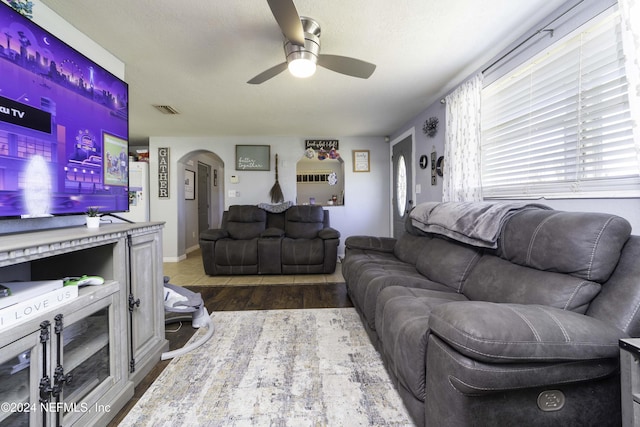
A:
<box><xmin>281</xmin><ymin>237</ymin><xmax>324</xmax><ymax>265</ymax></box>
<box><xmin>429</xmin><ymin>301</ymin><xmax>627</xmax><ymax>363</ymax></box>
<box><xmin>500</xmin><ymin>210</ymin><xmax>631</xmax><ymax>282</ymax></box>
<box><xmin>463</xmin><ymin>256</ymin><xmax>601</xmax><ymax>313</ymax></box>
<box><xmin>375</xmin><ymin>286</ymin><xmax>468</xmax><ymax>401</ymax></box>
<box><xmin>342</xmin><ymin>249</ymin><xmax>408</xmax><ymax>284</ymax></box>
<box><xmin>351</xmin><ymin>265</ymin><xmax>455</xmax><ymax>331</ymax></box>
<box><xmin>214</xmin><ymin>238</ymin><xmax>259</xmax><ymax>266</ymax></box>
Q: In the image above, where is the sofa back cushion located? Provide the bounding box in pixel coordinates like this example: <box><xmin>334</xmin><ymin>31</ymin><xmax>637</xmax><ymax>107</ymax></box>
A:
<box><xmin>499</xmin><ymin>210</ymin><xmax>631</xmax><ymax>282</ymax></box>
<box><xmin>225</xmin><ymin>205</ymin><xmax>267</xmax><ymax>239</ymax></box>
<box><xmin>416</xmin><ymin>238</ymin><xmax>482</xmax><ymax>292</ymax></box>
<box><xmin>393</xmin><ymin>233</ymin><xmax>432</xmax><ymax>265</ymax></box>
<box><xmin>285</xmin><ymin>205</ymin><xmax>325</xmax><ymax>239</ymax></box>
<box><xmin>463</xmin><ymin>255</ymin><xmax>601</xmax><ymax>313</ymax></box>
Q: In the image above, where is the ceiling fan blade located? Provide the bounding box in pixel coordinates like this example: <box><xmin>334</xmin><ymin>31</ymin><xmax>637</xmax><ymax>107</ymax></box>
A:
<box><xmin>267</xmin><ymin>0</ymin><xmax>305</xmax><ymax>46</ymax></box>
<box><xmin>247</xmin><ymin>62</ymin><xmax>288</xmax><ymax>84</ymax></box>
<box><xmin>317</xmin><ymin>55</ymin><xmax>376</xmax><ymax>79</ymax></box>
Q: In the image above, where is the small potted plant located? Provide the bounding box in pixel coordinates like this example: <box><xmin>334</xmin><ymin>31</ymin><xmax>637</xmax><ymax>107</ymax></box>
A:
<box><xmin>85</xmin><ymin>207</ymin><xmax>101</xmax><ymax>229</ymax></box>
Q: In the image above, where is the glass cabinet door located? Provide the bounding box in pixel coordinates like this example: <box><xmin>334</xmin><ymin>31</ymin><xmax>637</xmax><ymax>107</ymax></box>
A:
<box><xmin>57</xmin><ymin>298</ymin><xmax>113</xmax><ymax>425</ymax></box>
<box><xmin>0</xmin><ymin>330</ymin><xmax>42</xmax><ymax>427</ymax></box>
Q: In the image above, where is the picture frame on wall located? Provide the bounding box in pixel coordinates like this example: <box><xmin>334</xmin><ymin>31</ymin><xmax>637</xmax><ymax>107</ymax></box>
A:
<box><xmin>352</xmin><ymin>150</ymin><xmax>370</xmax><ymax>172</ymax></box>
<box><xmin>185</xmin><ymin>169</ymin><xmax>195</xmax><ymax>200</ymax></box>
<box><xmin>236</xmin><ymin>145</ymin><xmax>271</xmax><ymax>171</ymax></box>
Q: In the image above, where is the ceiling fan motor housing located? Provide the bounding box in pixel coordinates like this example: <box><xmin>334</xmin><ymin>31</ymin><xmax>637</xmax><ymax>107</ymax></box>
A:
<box><xmin>284</xmin><ymin>17</ymin><xmax>321</xmax><ymax>66</ymax></box>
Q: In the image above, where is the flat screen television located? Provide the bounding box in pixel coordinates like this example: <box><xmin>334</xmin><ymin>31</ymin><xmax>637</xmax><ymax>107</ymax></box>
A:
<box><xmin>0</xmin><ymin>2</ymin><xmax>129</xmax><ymax>219</ymax></box>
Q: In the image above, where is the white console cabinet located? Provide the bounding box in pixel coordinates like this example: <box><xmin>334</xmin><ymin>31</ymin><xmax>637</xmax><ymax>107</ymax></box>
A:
<box><xmin>0</xmin><ymin>223</ymin><xmax>168</xmax><ymax>426</ymax></box>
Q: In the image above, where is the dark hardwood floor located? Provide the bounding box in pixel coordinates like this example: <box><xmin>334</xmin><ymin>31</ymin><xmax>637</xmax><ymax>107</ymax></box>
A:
<box><xmin>108</xmin><ymin>283</ymin><xmax>353</xmax><ymax>425</ymax></box>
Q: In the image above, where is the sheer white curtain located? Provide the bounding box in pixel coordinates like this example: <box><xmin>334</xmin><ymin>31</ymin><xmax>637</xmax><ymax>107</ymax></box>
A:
<box><xmin>442</xmin><ymin>73</ymin><xmax>483</xmax><ymax>202</ymax></box>
<box><xmin>619</xmin><ymin>0</ymin><xmax>640</xmax><ymax>165</ymax></box>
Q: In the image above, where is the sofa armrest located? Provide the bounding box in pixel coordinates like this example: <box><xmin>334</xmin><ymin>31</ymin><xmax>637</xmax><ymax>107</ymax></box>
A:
<box><xmin>429</xmin><ymin>301</ymin><xmax>627</xmax><ymax>363</ymax></box>
<box><xmin>319</xmin><ymin>227</ymin><xmax>340</xmax><ymax>240</ymax></box>
<box><xmin>261</xmin><ymin>227</ymin><xmax>285</xmax><ymax>238</ymax></box>
<box><xmin>199</xmin><ymin>228</ymin><xmax>229</xmax><ymax>241</ymax></box>
<box><xmin>345</xmin><ymin>235</ymin><xmax>396</xmax><ymax>253</ymax></box>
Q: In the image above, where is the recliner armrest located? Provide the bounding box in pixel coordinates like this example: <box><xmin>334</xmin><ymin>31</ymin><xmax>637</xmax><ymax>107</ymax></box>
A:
<box><xmin>199</xmin><ymin>229</ymin><xmax>229</xmax><ymax>241</ymax></box>
<box><xmin>318</xmin><ymin>227</ymin><xmax>340</xmax><ymax>240</ymax></box>
<box><xmin>344</xmin><ymin>235</ymin><xmax>396</xmax><ymax>253</ymax></box>
<box><xmin>429</xmin><ymin>301</ymin><xmax>627</xmax><ymax>363</ymax></box>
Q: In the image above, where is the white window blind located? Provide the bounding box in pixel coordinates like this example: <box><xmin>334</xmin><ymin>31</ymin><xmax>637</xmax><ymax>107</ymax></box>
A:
<box><xmin>481</xmin><ymin>8</ymin><xmax>640</xmax><ymax>199</ymax></box>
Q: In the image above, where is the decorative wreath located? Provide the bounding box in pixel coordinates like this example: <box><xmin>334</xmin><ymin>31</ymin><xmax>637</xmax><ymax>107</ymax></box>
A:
<box><xmin>423</xmin><ymin>117</ymin><xmax>439</xmax><ymax>138</ymax></box>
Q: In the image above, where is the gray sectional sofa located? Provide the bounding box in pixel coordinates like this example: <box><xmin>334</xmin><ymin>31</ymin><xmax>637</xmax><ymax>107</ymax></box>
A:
<box><xmin>343</xmin><ymin>202</ymin><xmax>639</xmax><ymax>426</ymax></box>
<box><xmin>199</xmin><ymin>204</ymin><xmax>340</xmax><ymax>275</ymax></box>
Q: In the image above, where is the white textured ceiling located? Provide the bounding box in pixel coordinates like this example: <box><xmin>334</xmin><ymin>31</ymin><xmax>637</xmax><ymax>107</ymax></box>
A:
<box><xmin>39</xmin><ymin>0</ymin><xmax>568</xmax><ymax>144</ymax></box>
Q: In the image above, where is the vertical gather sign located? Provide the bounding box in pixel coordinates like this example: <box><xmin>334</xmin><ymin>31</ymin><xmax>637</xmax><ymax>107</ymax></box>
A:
<box><xmin>158</xmin><ymin>147</ymin><xmax>169</xmax><ymax>198</ymax></box>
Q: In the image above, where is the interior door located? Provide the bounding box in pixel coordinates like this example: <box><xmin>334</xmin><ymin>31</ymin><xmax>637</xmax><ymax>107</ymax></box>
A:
<box><xmin>197</xmin><ymin>162</ymin><xmax>210</xmax><ymax>235</ymax></box>
<box><xmin>392</xmin><ymin>135</ymin><xmax>413</xmax><ymax>238</ymax></box>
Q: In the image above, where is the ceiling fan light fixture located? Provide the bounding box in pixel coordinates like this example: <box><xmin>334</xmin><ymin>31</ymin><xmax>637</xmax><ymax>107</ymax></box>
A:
<box><xmin>288</xmin><ymin>58</ymin><xmax>316</xmax><ymax>78</ymax></box>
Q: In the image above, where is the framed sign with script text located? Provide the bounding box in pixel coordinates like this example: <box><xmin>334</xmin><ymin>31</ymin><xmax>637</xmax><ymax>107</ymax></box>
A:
<box><xmin>352</xmin><ymin>150</ymin><xmax>370</xmax><ymax>172</ymax></box>
<box><xmin>236</xmin><ymin>145</ymin><xmax>270</xmax><ymax>171</ymax></box>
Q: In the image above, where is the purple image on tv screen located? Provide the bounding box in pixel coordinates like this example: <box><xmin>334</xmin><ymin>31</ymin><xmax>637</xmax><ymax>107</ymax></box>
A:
<box><xmin>0</xmin><ymin>2</ymin><xmax>129</xmax><ymax>218</ymax></box>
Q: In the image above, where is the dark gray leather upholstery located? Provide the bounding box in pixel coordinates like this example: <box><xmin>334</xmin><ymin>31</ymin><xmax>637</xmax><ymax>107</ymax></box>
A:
<box><xmin>200</xmin><ymin>204</ymin><xmax>340</xmax><ymax>275</ymax></box>
<box><xmin>343</xmin><ymin>205</ymin><xmax>634</xmax><ymax>427</ymax></box>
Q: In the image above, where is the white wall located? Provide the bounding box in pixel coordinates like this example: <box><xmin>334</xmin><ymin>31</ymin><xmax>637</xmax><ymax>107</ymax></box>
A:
<box><xmin>149</xmin><ymin>136</ymin><xmax>390</xmax><ymax>261</ymax></box>
<box><xmin>32</xmin><ymin>1</ymin><xmax>125</xmax><ymax>79</ymax></box>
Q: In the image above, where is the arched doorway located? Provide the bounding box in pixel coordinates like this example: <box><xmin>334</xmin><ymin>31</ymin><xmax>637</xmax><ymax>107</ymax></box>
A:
<box><xmin>178</xmin><ymin>150</ymin><xmax>224</xmax><ymax>253</ymax></box>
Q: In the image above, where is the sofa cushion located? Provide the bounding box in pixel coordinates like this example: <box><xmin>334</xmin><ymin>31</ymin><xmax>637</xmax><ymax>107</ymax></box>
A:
<box><xmin>226</xmin><ymin>205</ymin><xmax>267</xmax><ymax>239</ymax></box>
<box><xmin>281</xmin><ymin>237</ymin><xmax>324</xmax><ymax>265</ymax></box>
<box><xmin>285</xmin><ymin>205</ymin><xmax>325</xmax><ymax>239</ymax></box>
<box><xmin>499</xmin><ymin>210</ymin><xmax>631</xmax><ymax>282</ymax></box>
<box><xmin>352</xmin><ymin>264</ymin><xmax>453</xmax><ymax>330</ymax></box>
<box><xmin>429</xmin><ymin>301</ymin><xmax>627</xmax><ymax>363</ymax></box>
<box><xmin>214</xmin><ymin>238</ymin><xmax>259</xmax><ymax>266</ymax></box>
<box><xmin>416</xmin><ymin>238</ymin><xmax>482</xmax><ymax>293</ymax></box>
<box><xmin>393</xmin><ymin>233</ymin><xmax>433</xmax><ymax>265</ymax></box>
<box><xmin>463</xmin><ymin>255</ymin><xmax>601</xmax><ymax>313</ymax></box>
<box><xmin>375</xmin><ymin>286</ymin><xmax>469</xmax><ymax>401</ymax></box>
<box><xmin>342</xmin><ymin>249</ymin><xmax>408</xmax><ymax>285</ymax></box>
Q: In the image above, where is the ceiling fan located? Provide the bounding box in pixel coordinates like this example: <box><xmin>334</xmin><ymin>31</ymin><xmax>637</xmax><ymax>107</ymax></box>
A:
<box><xmin>247</xmin><ymin>0</ymin><xmax>376</xmax><ymax>84</ymax></box>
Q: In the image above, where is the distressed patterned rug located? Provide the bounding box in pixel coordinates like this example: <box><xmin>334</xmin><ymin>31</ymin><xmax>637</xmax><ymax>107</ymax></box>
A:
<box><xmin>120</xmin><ymin>308</ymin><xmax>415</xmax><ymax>426</ymax></box>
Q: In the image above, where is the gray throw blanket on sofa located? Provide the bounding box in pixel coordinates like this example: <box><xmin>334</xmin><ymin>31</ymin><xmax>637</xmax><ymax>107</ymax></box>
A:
<box><xmin>409</xmin><ymin>201</ymin><xmax>550</xmax><ymax>249</ymax></box>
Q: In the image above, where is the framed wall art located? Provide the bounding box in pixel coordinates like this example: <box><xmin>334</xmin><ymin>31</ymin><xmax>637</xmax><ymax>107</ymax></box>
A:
<box><xmin>236</xmin><ymin>145</ymin><xmax>271</xmax><ymax>171</ymax></box>
<box><xmin>184</xmin><ymin>169</ymin><xmax>195</xmax><ymax>200</ymax></box>
<box><xmin>352</xmin><ymin>150</ymin><xmax>370</xmax><ymax>172</ymax></box>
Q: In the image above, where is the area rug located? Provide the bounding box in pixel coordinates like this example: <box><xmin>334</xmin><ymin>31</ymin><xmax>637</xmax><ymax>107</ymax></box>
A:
<box><xmin>120</xmin><ymin>308</ymin><xmax>415</xmax><ymax>426</ymax></box>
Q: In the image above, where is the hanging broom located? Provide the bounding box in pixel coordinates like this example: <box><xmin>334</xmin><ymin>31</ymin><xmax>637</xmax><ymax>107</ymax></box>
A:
<box><xmin>269</xmin><ymin>153</ymin><xmax>284</xmax><ymax>203</ymax></box>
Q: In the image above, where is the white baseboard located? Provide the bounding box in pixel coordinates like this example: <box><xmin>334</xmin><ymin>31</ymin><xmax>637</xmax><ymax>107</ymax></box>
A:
<box><xmin>163</xmin><ymin>254</ymin><xmax>187</xmax><ymax>263</ymax></box>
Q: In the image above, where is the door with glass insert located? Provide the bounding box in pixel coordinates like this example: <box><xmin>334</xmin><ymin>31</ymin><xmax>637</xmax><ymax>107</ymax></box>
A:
<box><xmin>0</xmin><ymin>330</ymin><xmax>43</xmax><ymax>427</ymax></box>
<box><xmin>392</xmin><ymin>135</ymin><xmax>413</xmax><ymax>238</ymax></box>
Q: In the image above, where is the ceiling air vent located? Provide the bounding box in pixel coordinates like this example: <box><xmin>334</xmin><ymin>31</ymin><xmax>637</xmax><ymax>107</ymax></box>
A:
<box><xmin>153</xmin><ymin>105</ymin><xmax>180</xmax><ymax>115</ymax></box>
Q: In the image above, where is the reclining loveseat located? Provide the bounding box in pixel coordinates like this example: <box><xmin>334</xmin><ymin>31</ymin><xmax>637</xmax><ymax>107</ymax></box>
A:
<box><xmin>343</xmin><ymin>201</ymin><xmax>638</xmax><ymax>426</ymax></box>
<box><xmin>199</xmin><ymin>204</ymin><xmax>340</xmax><ymax>275</ymax></box>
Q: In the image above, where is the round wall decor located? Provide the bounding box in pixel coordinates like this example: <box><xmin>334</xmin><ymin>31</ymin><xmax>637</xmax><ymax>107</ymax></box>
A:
<box><xmin>436</xmin><ymin>156</ymin><xmax>445</xmax><ymax>176</ymax></box>
<box><xmin>419</xmin><ymin>155</ymin><xmax>429</xmax><ymax>169</ymax></box>
<box><xmin>423</xmin><ymin>117</ymin><xmax>439</xmax><ymax>138</ymax></box>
